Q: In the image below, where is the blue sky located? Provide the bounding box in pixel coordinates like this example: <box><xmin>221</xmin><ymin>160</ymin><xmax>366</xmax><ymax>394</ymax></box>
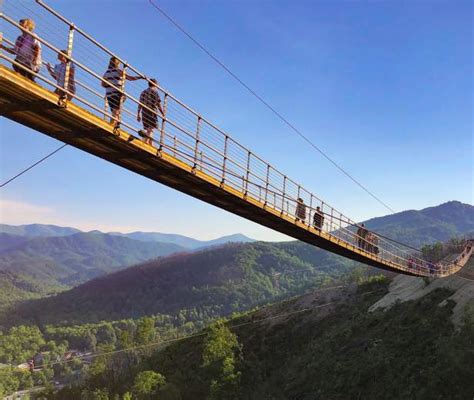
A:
<box><xmin>1</xmin><ymin>0</ymin><xmax>472</xmax><ymax>240</ymax></box>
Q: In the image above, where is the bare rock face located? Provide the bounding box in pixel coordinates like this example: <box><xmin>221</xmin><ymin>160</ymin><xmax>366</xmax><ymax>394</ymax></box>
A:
<box><xmin>369</xmin><ymin>257</ymin><xmax>474</xmax><ymax>327</ymax></box>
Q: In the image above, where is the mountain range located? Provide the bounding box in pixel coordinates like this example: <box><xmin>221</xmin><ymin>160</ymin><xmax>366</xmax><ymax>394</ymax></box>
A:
<box><xmin>1</xmin><ymin>201</ymin><xmax>474</xmax><ymax>399</ymax></box>
<box><xmin>364</xmin><ymin>201</ymin><xmax>473</xmax><ymax>247</ymax></box>
<box><xmin>2</xmin><ymin>201</ymin><xmax>473</xmax><ymax>327</ymax></box>
<box><xmin>0</xmin><ymin>223</ymin><xmax>255</xmax><ymax>249</ymax></box>
<box><xmin>0</xmin><ymin>232</ymin><xmax>184</xmax><ymax>286</ymax></box>
<box><xmin>51</xmin><ymin>255</ymin><xmax>474</xmax><ymax>400</ymax></box>
<box><xmin>6</xmin><ymin>241</ymin><xmax>353</xmax><ymax>326</ymax></box>
<box><xmin>0</xmin><ymin>226</ymin><xmax>255</xmax><ymax>307</ymax></box>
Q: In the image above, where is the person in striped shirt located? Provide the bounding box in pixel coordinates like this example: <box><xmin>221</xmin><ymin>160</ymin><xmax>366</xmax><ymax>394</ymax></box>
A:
<box><xmin>137</xmin><ymin>78</ymin><xmax>164</xmax><ymax>146</ymax></box>
<box><xmin>102</xmin><ymin>56</ymin><xmax>144</xmax><ymax>125</ymax></box>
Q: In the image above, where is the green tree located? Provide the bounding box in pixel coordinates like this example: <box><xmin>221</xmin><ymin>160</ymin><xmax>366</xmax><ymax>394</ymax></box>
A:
<box><xmin>202</xmin><ymin>320</ymin><xmax>241</xmax><ymax>400</ymax></box>
<box><xmin>81</xmin><ymin>388</ymin><xmax>110</xmax><ymax>400</ymax></box>
<box><xmin>132</xmin><ymin>370</ymin><xmax>166</xmax><ymax>399</ymax></box>
<box><xmin>135</xmin><ymin>318</ymin><xmax>156</xmax><ymax>346</ymax></box>
<box><xmin>0</xmin><ymin>367</ymin><xmax>20</xmax><ymax>396</ymax></box>
<box><xmin>97</xmin><ymin>324</ymin><xmax>117</xmax><ymax>347</ymax></box>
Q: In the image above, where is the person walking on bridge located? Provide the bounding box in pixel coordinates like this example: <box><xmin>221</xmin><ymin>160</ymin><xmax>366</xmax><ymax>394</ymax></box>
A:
<box><xmin>313</xmin><ymin>206</ymin><xmax>324</xmax><ymax>231</ymax></box>
<box><xmin>137</xmin><ymin>78</ymin><xmax>164</xmax><ymax>146</ymax></box>
<box><xmin>296</xmin><ymin>198</ymin><xmax>307</xmax><ymax>223</ymax></box>
<box><xmin>47</xmin><ymin>49</ymin><xmax>76</xmax><ymax>100</ymax></box>
<box><xmin>356</xmin><ymin>223</ymin><xmax>368</xmax><ymax>250</ymax></box>
<box><xmin>102</xmin><ymin>56</ymin><xmax>144</xmax><ymax>126</ymax></box>
<box><xmin>2</xmin><ymin>18</ymin><xmax>42</xmax><ymax>81</ymax></box>
<box><xmin>372</xmin><ymin>234</ymin><xmax>379</xmax><ymax>254</ymax></box>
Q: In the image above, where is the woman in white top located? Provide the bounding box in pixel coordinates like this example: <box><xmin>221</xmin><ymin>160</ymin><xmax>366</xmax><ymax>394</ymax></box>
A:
<box><xmin>102</xmin><ymin>56</ymin><xmax>144</xmax><ymax>125</ymax></box>
<box><xmin>47</xmin><ymin>49</ymin><xmax>76</xmax><ymax>100</ymax></box>
<box><xmin>3</xmin><ymin>18</ymin><xmax>42</xmax><ymax>81</ymax></box>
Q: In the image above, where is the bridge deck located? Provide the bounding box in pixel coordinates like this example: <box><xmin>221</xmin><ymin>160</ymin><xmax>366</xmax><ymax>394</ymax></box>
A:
<box><xmin>0</xmin><ymin>65</ymin><xmax>431</xmax><ymax>275</ymax></box>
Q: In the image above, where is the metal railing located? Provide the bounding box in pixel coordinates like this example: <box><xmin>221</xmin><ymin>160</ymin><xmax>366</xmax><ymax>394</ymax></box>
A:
<box><xmin>0</xmin><ymin>0</ymin><xmax>470</xmax><ymax>278</ymax></box>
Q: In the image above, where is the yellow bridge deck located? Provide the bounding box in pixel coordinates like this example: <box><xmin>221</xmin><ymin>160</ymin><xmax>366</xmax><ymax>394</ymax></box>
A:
<box><xmin>0</xmin><ymin>66</ymin><xmax>469</xmax><ymax>276</ymax></box>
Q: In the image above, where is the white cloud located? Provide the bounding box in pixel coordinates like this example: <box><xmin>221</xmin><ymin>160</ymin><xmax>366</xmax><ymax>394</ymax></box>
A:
<box><xmin>0</xmin><ymin>198</ymin><xmax>141</xmax><ymax>233</ymax></box>
<box><xmin>0</xmin><ymin>199</ymin><xmax>54</xmax><ymax>224</ymax></box>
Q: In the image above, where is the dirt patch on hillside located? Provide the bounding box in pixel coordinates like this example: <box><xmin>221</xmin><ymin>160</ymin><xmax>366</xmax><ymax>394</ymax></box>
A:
<box><xmin>369</xmin><ymin>256</ymin><xmax>474</xmax><ymax>327</ymax></box>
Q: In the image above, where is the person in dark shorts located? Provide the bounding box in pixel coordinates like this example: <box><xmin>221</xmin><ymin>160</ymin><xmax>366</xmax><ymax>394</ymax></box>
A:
<box><xmin>137</xmin><ymin>78</ymin><xmax>164</xmax><ymax>145</ymax></box>
<box><xmin>296</xmin><ymin>198</ymin><xmax>307</xmax><ymax>223</ymax></box>
<box><xmin>102</xmin><ymin>56</ymin><xmax>144</xmax><ymax>125</ymax></box>
<box><xmin>356</xmin><ymin>223</ymin><xmax>368</xmax><ymax>250</ymax></box>
<box><xmin>313</xmin><ymin>206</ymin><xmax>324</xmax><ymax>231</ymax></box>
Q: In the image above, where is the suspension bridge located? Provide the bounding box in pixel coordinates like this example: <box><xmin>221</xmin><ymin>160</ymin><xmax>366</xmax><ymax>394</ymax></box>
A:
<box><xmin>0</xmin><ymin>0</ymin><xmax>472</xmax><ymax>278</ymax></box>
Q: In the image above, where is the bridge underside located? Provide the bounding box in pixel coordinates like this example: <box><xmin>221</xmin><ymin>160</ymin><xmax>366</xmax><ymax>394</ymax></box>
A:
<box><xmin>0</xmin><ymin>66</ymin><xmax>421</xmax><ymax>276</ymax></box>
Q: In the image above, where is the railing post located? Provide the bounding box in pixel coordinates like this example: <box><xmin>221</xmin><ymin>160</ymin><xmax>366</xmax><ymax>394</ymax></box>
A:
<box><xmin>296</xmin><ymin>185</ymin><xmax>302</xmax><ymax>221</ymax></box>
<box><xmin>244</xmin><ymin>151</ymin><xmax>251</xmax><ymax>195</ymax></box>
<box><xmin>103</xmin><ymin>98</ymin><xmax>108</xmax><ymax>121</ymax></box>
<box><xmin>114</xmin><ymin>63</ymin><xmax>128</xmax><ymax>131</ymax></box>
<box><xmin>222</xmin><ymin>135</ymin><xmax>228</xmax><ymax>184</ymax></box>
<box><xmin>173</xmin><ymin>136</ymin><xmax>177</xmax><ymax>157</ymax></box>
<box><xmin>309</xmin><ymin>194</ymin><xmax>313</xmax><ymax>228</ymax></box>
<box><xmin>330</xmin><ymin>207</ymin><xmax>334</xmax><ymax>233</ymax></box>
<box><xmin>193</xmin><ymin>116</ymin><xmax>201</xmax><ymax>168</ymax></box>
<box><xmin>60</xmin><ymin>23</ymin><xmax>75</xmax><ymax>106</ymax></box>
<box><xmin>282</xmin><ymin>176</ymin><xmax>287</xmax><ymax>213</ymax></box>
<box><xmin>264</xmin><ymin>165</ymin><xmax>270</xmax><ymax>204</ymax></box>
<box><xmin>159</xmin><ymin>93</ymin><xmax>168</xmax><ymax>150</ymax></box>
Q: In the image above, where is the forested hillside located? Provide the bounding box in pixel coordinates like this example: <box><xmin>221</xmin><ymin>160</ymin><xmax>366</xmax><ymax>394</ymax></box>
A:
<box><xmin>0</xmin><ymin>232</ymin><xmax>185</xmax><ymax>309</ymax></box>
<box><xmin>0</xmin><ymin>232</ymin><xmax>184</xmax><ymax>285</ymax></box>
<box><xmin>47</xmin><ymin>277</ymin><xmax>474</xmax><ymax>400</ymax></box>
<box><xmin>1</xmin><ymin>201</ymin><xmax>473</xmax><ymax>398</ymax></box>
<box><xmin>4</xmin><ymin>242</ymin><xmax>353</xmax><ymax>326</ymax></box>
<box><xmin>0</xmin><ymin>226</ymin><xmax>255</xmax><ymax>309</ymax></box>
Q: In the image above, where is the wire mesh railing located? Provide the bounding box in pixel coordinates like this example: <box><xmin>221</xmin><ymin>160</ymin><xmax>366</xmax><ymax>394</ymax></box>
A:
<box><xmin>0</xmin><ymin>0</ymin><xmax>471</xmax><ymax>278</ymax></box>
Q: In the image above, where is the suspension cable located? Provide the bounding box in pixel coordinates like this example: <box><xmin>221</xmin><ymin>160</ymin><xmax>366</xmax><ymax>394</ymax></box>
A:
<box><xmin>0</xmin><ymin>144</ymin><xmax>68</xmax><ymax>188</ymax></box>
<box><xmin>148</xmin><ymin>0</ymin><xmax>396</xmax><ymax>214</ymax></box>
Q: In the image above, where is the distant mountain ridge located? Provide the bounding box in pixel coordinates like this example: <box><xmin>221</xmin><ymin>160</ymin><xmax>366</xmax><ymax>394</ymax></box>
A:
<box><xmin>364</xmin><ymin>201</ymin><xmax>473</xmax><ymax>247</ymax></box>
<box><xmin>1</xmin><ymin>201</ymin><xmax>472</xmax><ymax>318</ymax></box>
<box><xmin>0</xmin><ymin>226</ymin><xmax>254</xmax><ymax>308</ymax></box>
<box><xmin>0</xmin><ymin>232</ymin><xmax>186</xmax><ymax>302</ymax></box>
<box><xmin>0</xmin><ymin>223</ymin><xmax>81</xmax><ymax>237</ymax></box>
<box><xmin>108</xmin><ymin>231</ymin><xmax>255</xmax><ymax>249</ymax></box>
<box><xmin>0</xmin><ymin>224</ymin><xmax>255</xmax><ymax>249</ymax></box>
